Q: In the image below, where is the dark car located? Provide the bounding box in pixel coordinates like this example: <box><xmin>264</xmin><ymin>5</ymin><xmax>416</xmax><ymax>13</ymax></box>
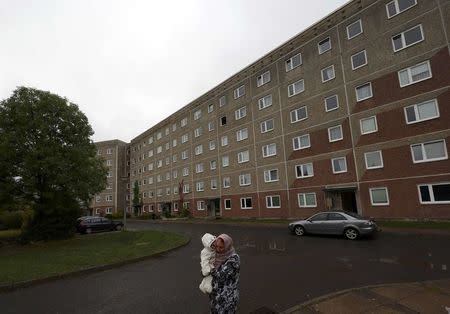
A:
<box><xmin>288</xmin><ymin>211</ymin><xmax>379</xmax><ymax>240</ymax></box>
<box><xmin>76</xmin><ymin>216</ymin><xmax>123</xmax><ymax>234</ymax></box>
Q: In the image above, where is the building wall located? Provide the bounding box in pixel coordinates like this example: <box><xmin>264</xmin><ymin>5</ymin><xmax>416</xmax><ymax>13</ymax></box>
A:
<box><xmin>128</xmin><ymin>0</ymin><xmax>450</xmax><ymax>220</ymax></box>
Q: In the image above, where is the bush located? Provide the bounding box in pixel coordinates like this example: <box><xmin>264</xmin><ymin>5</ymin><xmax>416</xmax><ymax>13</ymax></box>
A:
<box><xmin>139</xmin><ymin>213</ymin><xmax>152</xmax><ymax>220</ymax></box>
<box><xmin>0</xmin><ymin>211</ymin><xmax>23</xmax><ymax>229</ymax></box>
<box><xmin>179</xmin><ymin>208</ymin><xmax>191</xmax><ymax>218</ymax></box>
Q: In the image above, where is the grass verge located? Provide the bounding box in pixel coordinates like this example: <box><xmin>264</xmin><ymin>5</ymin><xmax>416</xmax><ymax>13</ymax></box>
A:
<box><xmin>0</xmin><ymin>230</ymin><xmax>189</xmax><ymax>286</ymax></box>
<box><xmin>0</xmin><ymin>229</ymin><xmax>21</xmax><ymax>240</ymax></box>
<box><xmin>377</xmin><ymin>220</ymin><xmax>450</xmax><ymax>230</ymax></box>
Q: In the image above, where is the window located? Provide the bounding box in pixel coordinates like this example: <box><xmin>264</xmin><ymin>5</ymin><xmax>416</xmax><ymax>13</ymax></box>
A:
<box><xmin>211</xmin><ymin>179</ymin><xmax>218</xmax><ymax>190</ymax></box>
<box><xmin>195</xmin><ymin>145</ymin><xmax>203</xmax><ymax>155</ymax></box>
<box><xmin>258</xmin><ymin>94</ymin><xmax>272</xmax><ymax>110</ymax></box>
<box><xmin>351</xmin><ymin>50</ymin><xmax>367</xmax><ymax>70</ymax></box>
<box><xmin>181</xmin><ymin>134</ymin><xmax>188</xmax><ymax>143</ymax></box>
<box><xmin>405</xmin><ymin>99</ymin><xmax>439</xmax><ymax>124</ymax></box>
<box><xmin>260</xmin><ymin>119</ymin><xmax>274</xmax><ymax>133</ymax></box>
<box><xmin>392</xmin><ymin>24</ymin><xmax>424</xmax><ymax>52</ymax></box>
<box><xmin>370</xmin><ymin>187</ymin><xmax>389</xmax><ymax>205</ymax></box>
<box><xmin>172</xmin><ymin>123</ymin><xmax>177</xmax><ymax>132</ymax></box>
<box><xmin>210</xmin><ymin>160</ymin><xmax>217</xmax><ymax>170</ymax></box>
<box><xmin>223</xmin><ymin>177</ymin><xmax>231</xmax><ymax>188</ymax></box>
<box><xmin>239</xmin><ymin>174</ymin><xmax>251</xmax><ymax>186</ymax></box>
<box><xmin>183</xmin><ymin>202</ymin><xmax>190</xmax><ymax>210</ymax></box>
<box><xmin>195</xmin><ymin>163</ymin><xmax>204</xmax><ymax>173</ymax></box>
<box><xmin>106</xmin><ymin>160</ymin><xmax>112</xmax><ymax>166</ymax></box>
<box><xmin>165</xmin><ymin>172</ymin><xmax>170</xmax><ymax>180</ymax></box>
<box><xmin>157</xmin><ymin>174</ymin><xmax>161</xmax><ymax>182</ymax></box>
<box><xmin>234</xmin><ymin>85</ymin><xmax>245</xmax><ymax>99</ymax></box>
<box><xmin>95</xmin><ymin>195</ymin><xmax>101</xmax><ymax>202</ymax></box>
<box><xmin>398</xmin><ymin>60</ymin><xmax>431</xmax><ymax>87</ymax></box>
<box><xmin>165</xmin><ymin>157</ymin><xmax>170</xmax><ymax>165</ymax></box>
<box><xmin>235</xmin><ymin>106</ymin><xmax>247</xmax><ymax>120</ymax></box>
<box><xmin>148</xmin><ymin>136</ymin><xmax>153</xmax><ymax>144</ymax></box>
<box><xmin>332</xmin><ymin>157</ymin><xmax>347</xmax><ymax>173</ymax></box>
<box><xmin>183</xmin><ymin>184</ymin><xmax>190</xmax><ymax>193</ymax></box>
<box><xmin>106</xmin><ymin>148</ymin><xmax>112</xmax><ymax>154</ymax></box>
<box><xmin>262</xmin><ymin>143</ymin><xmax>277</xmax><ymax>157</ymax></box>
<box><xmin>328</xmin><ymin>125</ymin><xmax>343</xmax><ymax>142</ymax></box>
<box><xmin>386</xmin><ymin>0</ymin><xmax>417</xmax><ymax>18</ymax></box>
<box><xmin>356</xmin><ymin>82</ymin><xmax>373</xmax><ymax>101</ymax></box>
<box><xmin>148</xmin><ymin>150</ymin><xmax>154</xmax><ymax>157</ymax></box>
<box><xmin>148</xmin><ymin>162</ymin><xmax>154</xmax><ymax>171</ymax></box>
<box><xmin>325</xmin><ymin>95</ymin><xmax>339</xmax><ymax>112</ymax></box>
<box><xmin>360</xmin><ymin>116</ymin><xmax>378</xmax><ymax>134</ymax></box>
<box><xmin>285</xmin><ymin>53</ymin><xmax>302</xmax><ymax>71</ymax></box>
<box><xmin>197</xmin><ymin>201</ymin><xmax>205</xmax><ymax>210</ymax></box>
<box><xmin>183</xmin><ymin>167</ymin><xmax>189</xmax><ymax>176</ymax></box>
<box><xmin>238</xmin><ymin>150</ymin><xmax>249</xmax><ymax>163</ymax></box>
<box><xmin>181</xmin><ymin>150</ymin><xmax>188</xmax><ymax>160</ymax></box>
<box><xmin>208</xmin><ymin>122</ymin><xmax>215</xmax><ymax>132</ymax></box>
<box><xmin>156</xmin><ymin>132</ymin><xmax>162</xmax><ymax>140</ymax></box>
<box><xmin>240</xmin><ymin>197</ymin><xmax>252</xmax><ymax>209</ymax></box>
<box><xmin>224</xmin><ymin>199</ymin><xmax>231</xmax><ymax>210</ymax></box>
<box><xmin>157</xmin><ymin>146</ymin><xmax>162</xmax><ymax>154</ymax></box>
<box><xmin>222</xmin><ymin>156</ymin><xmax>229</xmax><ymax>167</ymax></box>
<box><xmin>107</xmin><ymin>171</ymin><xmax>112</xmax><ymax>178</ymax></box>
<box><xmin>173</xmin><ymin>139</ymin><xmax>177</xmax><ymax>147</ymax></box>
<box><xmin>220</xmin><ymin>116</ymin><xmax>227</xmax><ymax>126</ymax></box>
<box><xmin>321</xmin><ymin>65</ymin><xmax>335</xmax><ymax>82</ymax></box>
<box><xmin>219</xmin><ymin>95</ymin><xmax>226</xmax><ymax>107</ymax></box>
<box><xmin>347</xmin><ymin>19</ymin><xmax>363</xmax><ymax>39</ymax></box>
<box><xmin>293</xmin><ymin>134</ymin><xmax>310</xmax><ymax>150</ymax></box>
<box><xmin>236</xmin><ymin>128</ymin><xmax>248</xmax><ymax>142</ymax></box>
<box><xmin>196</xmin><ymin>181</ymin><xmax>204</xmax><ymax>192</ymax></box>
<box><xmin>264</xmin><ymin>169</ymin><xmax>279</xmax><ymax>182</ymax></box>
<box><xmin>288</xmin><ymin>79</ymin><xmax>305</xmax><ymax>97</ymax></box>
<box><xmin>257</xmin><ymin>71</ymin><xmax>271</xmax><ymax>87</ymax></box>
<box><xmin>418</xmin><ymin>183</ymin><xmax>450</xmax><ymax>204</ymax></box>
<box><xmin>295</xmin><ymin>163</ymin><xmax>314</xmax><ymax>178</ymax></box>
<box><xmin>181</xmin><ymin>117</ymin><xmax>188</xmax><ymax>127</ymax></box>
<box><xmin>194</xmin><ymin>127</ymin><xmax>202</xmax><ymax>138</ymax></box>
<box><xmin>266</xmin><ymin>196</ymin><xmax>281</xmax><ymax>208</ymax></box>
<box><xmin>165</xmin><ymin>142</ymin><xmax>170</xmax><ymax>150</ymax></box>
<box><xmin>411</xmin><ymin>140</ymin><xmax>447</xmax><ymax>163</ymax></box>
<box><xmin>106</xmin><ymin>207</ymin><xmax>112</xmax><ymax>214</ymax></box>
<box><xmin>221</xmin><ymin>136</ymin><xmax>228</xmax><ymax>146</ymax></box>
<box><xmin>106</xmin><ymin>195</ymin><xmax>113</xmax><ymax>201</ymax></box>
<box><xmin>97</xmin><ymin>149</ymin><xmax>101</xmax><ymax>155</ymax></box>
<box><xmin>209</xmin><ymin>140</ymin><xmax>216</xmax><ymax>150</ymax></box>
<box><xmin>173</xmin><ymin>170</ymin><xmax>178</xmax><ymax>178</ymax></box>
<box><xmin>318</xmin><ymin>37</ymin><xmax>331</xmax><ymax>54</ymax></box>
<box><xmin>365</xmin><ymin>151</ymin><xmax>384</xmax><ymax>169</ymax></box>
<box><xmin>290</xmin><ymin>106</ymin><xmax>307</xmax><ymax>123</ymax></box>
<box><xmin>298</xmin><ymin>193</ymin><xmax>317</xmax><ymax>207</ymax></box>
<box><xmin>208</xmin><ymin>104</ymin><xmax>214</xmax><ymax>113</ymax></box>
<box><xmin>194</xmin><ymin>109</ymin><xmax>201</xmax><ymax>120</ymax></box>
<box><xmin>106</xmin><ymin>184</ymin><xmax>112</xmax><ymax>190</ymax></box>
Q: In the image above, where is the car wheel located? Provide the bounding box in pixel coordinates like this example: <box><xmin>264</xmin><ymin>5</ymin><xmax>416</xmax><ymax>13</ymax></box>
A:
<box><xmin>86</xmin><ymin>228</ymin><xmax>92</xmax><ymax>234</ymax></box>
<box><xmin>115</xmin><ymin>225</ymin><xmax>122</xmax><ymax>231</ymax></box>
<box><xmin>344</xmin><ymin>228</ymin><xmax>359</xmax><ymax>240</ymax></box>
<box><xmin>294</xmin><ymin>225</ymin><xmax>305</xmax><ymax>236</ymax></box>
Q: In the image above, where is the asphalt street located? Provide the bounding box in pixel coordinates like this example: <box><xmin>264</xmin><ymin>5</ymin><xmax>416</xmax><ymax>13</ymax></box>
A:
<box><xmin>1</xmin><ymin>221</ymin><xmax>450</xmax><ymax>313</ymax></box>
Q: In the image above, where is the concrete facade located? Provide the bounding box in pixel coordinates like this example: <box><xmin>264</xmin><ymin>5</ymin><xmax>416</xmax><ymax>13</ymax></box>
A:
<box><xmin>102</xmin><ymin>0</ymin><xmax>450</xmax><ymax>219</ymax></box>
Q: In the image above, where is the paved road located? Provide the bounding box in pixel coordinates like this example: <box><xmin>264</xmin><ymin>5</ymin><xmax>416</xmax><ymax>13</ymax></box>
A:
<box><xmin>1</xmin><ymin>221</ymin><xmax>450</xmax><ymax>313</ymax></box>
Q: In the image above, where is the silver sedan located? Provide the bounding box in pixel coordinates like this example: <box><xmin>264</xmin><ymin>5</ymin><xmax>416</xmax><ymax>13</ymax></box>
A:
<box><xmin>288</xmin><ymin>211</ymin><xmax>379</xmax><ymax>240</ymax></box>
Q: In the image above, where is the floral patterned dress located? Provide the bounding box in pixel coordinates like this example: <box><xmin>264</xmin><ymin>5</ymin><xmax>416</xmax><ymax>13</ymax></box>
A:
<box><xmin>209</xmin><ymin>254</ymin><xmax>240</xmax><ymax>314</ymax></box>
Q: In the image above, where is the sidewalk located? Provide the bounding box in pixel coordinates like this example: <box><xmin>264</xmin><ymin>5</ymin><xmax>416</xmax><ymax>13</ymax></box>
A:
<box><xmin>281</xmin><ymin>278</ymin><xmax>450</xmax><ymax>314</ymax></box>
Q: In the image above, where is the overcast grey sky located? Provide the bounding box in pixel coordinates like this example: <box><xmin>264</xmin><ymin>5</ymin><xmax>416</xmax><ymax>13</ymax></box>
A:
<box><xmin>1</xmin><ymin>0</ymin><xmax>348</xmax><ymax>142</ymax></box>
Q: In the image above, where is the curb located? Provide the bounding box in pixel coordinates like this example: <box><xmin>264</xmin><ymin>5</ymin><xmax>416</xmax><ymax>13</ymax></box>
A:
<box><xmin>0</xmin><ymin>236</ymin><xmax>190</xmax><ymax>293</ymax></box>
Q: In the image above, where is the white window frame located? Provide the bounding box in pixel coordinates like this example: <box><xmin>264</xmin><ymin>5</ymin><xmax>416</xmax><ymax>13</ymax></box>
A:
<box><xmin>235</xmin><ymin>106</ymin><xmax>247</xmax><ymax>120</ymax></box>
<box><xmin>221</xmin><ymin>135</ymin><xmax>228</xmax><ymax>146</ymax></box>
<box><xmin>264</xmin><ymin>169</ymin><xmax>279</xmax><ymax>183</ymax></box>
<box><xmin>364</xmin><ymin>150</ymin><xmax>384</xmax><ymax>169</ymax></box>
<box><xmin>391</xmin><ymin>24</ymin><xmax>423</xmax><ymax>52</ymax></box>
<box><xmin>209</xmin><ymin>140</ymin><xmax>216</xmax><ymax>151</ymax></box>
<box><xmin>404</xmin><ymin>99</ymin><xmax>439</xmax><ymax>125</ymax></box>
<box><xmin>324</xmin><ymin>94</ymin><xmax>339</xmax><ymax>112</ymax></box>
<box><xmin>318</xmin><ymin>37</ymin><xmax>331</xmax><ymax>54</ymax></box>
<box><xmin>418</xmin><ymin>183</ymin><xmax>450</xmax><ymax>204</ymax></box>
<box><xmin>222</xmin><ymin>156</ymin><xmax>229</xmax><ymax>167</ymax></box>
<box><xmin>410</xmin><ymin>139</ymin><xmax>448</xmax><ymax>163</ymax></box>
<box><xmin>328</xmin><ymin>125</ymin><xmax>343</xmax><ymax>142</ymax></box>
<box><xmin>262</xmin><ymin>143</ymin><xmax>277</xmax><ymax>158</ymax></box>
<box><xmin>208</xmin><ymin>121</ymin><xmax>215</xmax><ymax>132</ymax></box>
<box><xmin>258</xmin><ymin>94</ymin><xmax>273</xmax><ymax>110</ymax></box>
<box><xmin>194</xmin><ymin>109</ymin><xmax>202</xmax><ymax>120</ymax></box>
<box><xmin>321</xmin><ymin>65</ymin><xmax>335</xmax><ymax>82</ymax></box>
<box><xmin>194</xmin><ymin>127</ymin><xmax>202</xmax><ymax>138</ymax></box>
<box><xmin>240</xmin><ymin>197</ymin><xmax>253</xmax><ymax>209</ymax></box>
<box><xmin>290</xmin><ymin>106</ymin><xmax>307</xmax><ymax>123</ymax></box>
<box><xmin>285</xmin><ymin>52</ymin><xmax>302</xmax><ymax>72</ymax></box>
<box><xmin>181</xmin><ymin>134</ymin><xmax>188</xmax><ymax>143</ymax></box>
<box><xmin>224</xmin><ymin>199</ymin><xmax>231</xmax><ymax>210</ymax></box>
<box><xmin>210</xmin><ymin>160</ymin><xmax>217</xmax><ymax>170</ymax></box>
<box><xmin>208</xmin><ymin>104</ymin><xmax>214</xmax><ymax>113</ymax></box>
<box><xmin>237</xmin><ymin>150</ymin><xmax>250</xmax><ymax>164</ymax></box>
<box><xmin>223</xmin><ymin>177</ymin><xmax>231</xmax><ymax>188</ymax></box>
<box><xmin>347</xmin><ymin>19</ymin><xmax>363</xmax><ymax>39</ymax></box>
<box><xmin>197</xmin><ymin>201</ymin><xmax>205</xmax><ymax>211</ymax></box>
<box><xmin>211</xmin><ymin>179</ymin><xmax>218</xmax><ymax>190</ymax></box>
<box><xmin>360</xmin><ymin>116</ymin><xmax>378</xmax><ymax>135</ymax></box>
<box><xmin>331</xmin><ymin>157</ymin><xmax>348</xmax><ymax>174</ymax></box>
<box><xmin>398</xmin><ymin>60</ymin><xmax>432</xmax><ymax>88</ymax></box>
<box><xmin>355</xmin><ymin>82</ymin><xmax>373</xmax><ymax>102</ymax></box>
<box><xmin>298</xmin><ymin>193</ymin><xmax>317</xmax><ymax>208</ymax></box>
<box><xmin>234</xmin><ymin>85</ymin><xmax>245</xmax><ymax>99</ymax></box>
<box><xmin>266</xmin><ymin>195</ymin><xmax>281</xmax><ymax>209</ymax></box>
<box><xmin>182</xmin><ymin>167</ymin><xmax>189</xmax><ymax>176</ymax></box>
<box><xmin>351</xmin><ymin>50</ymin><xmax>368</xmax><ymax>70</ymax></box>
<box><xmin>236</xmin><ymin>128</ymin><xmax>248</xmax><ymax>142</ymax></box>
<box><xmin>195</xmin><ymin>163</ymin><xmax>204</xmax><ymax>173</ymax></box>
<box><xmin>386</xmin><ymin>0</ymin><xmax>417</xmax><ymax>18</ymax></box>
<box><xmin>288</xmin><ymin>79</ymin><xmax>305</xmax><ymax>97</ymax></box>
<box><xmin>196</xmin><ymin>181</ymin><xmax>204</xmax><ymax>192</ymax></box>
<box><xmin>219</xmin><ymin>95</ymin><xmax>226</xmax><ymax>107</ymax></box>
<box><xmin>257</xmin><ymin>71</ymin><xmax>271</xmax><ymax>87</ymax></box>
<box><xmin>239</xmin><ymin>174</ymin><xmax>251</xmax><ymax>186</ymax></box>
<box><xmin>293</xmin><ymin>134</ymin><xmax>311</xmax><ymax>151</ymax></box>
<box><xmin>295</xmin><ymin>163</ymin><xmax>314</xmax><ymax>179</ymax></box>
<box><xmin>181</xmin><ymin>117</ymin><xmax>188</xmax><ymax>127</ymax></box>
<box><xmin>369</xmin><ymin>187</ymin><xmax>390</xmax><ymax>206</ymax></box>
<box><xmin>260</xmin><ymin>119</ymin><xmax>274</xmax><ymax>133</ymax></box>
<box><xmin>195</xmin><ymin>145</ymin><xmax>203</xmax><ymax>155</ymax></box>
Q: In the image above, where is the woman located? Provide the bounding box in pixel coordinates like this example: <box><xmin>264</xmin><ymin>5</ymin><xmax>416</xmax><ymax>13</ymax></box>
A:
<box><xmin>209</xmin><ymin>233</ymin><xmax>240</xmax><ymax>314</ymax></box>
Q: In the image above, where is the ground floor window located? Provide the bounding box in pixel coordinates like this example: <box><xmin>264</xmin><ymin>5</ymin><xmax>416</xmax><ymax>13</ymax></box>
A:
<box><xmin>106</xmin><ymin>207</ymin><xmax>112</xmax><ymax>214</ymax></box>
<box><xmin>183</xmin><ymin>202</ymin><xmax>190</xmax><ymax>210</ymax></box>
<box><xmin>369</xmin><ymin>187</ymin><xmax>389</xmax><ymax>206</ymax></box>
<box><xmin>95</xmin><ymin>208</ymin><xmax>101</xmax><ymax>215</ymax></box>
<box><xmin>266</xmin><ymin>195</ymin><xmax>281</xmax><ymax>208</ymax></box>
<box><xmin>173</xmin><ymin>202</ymin><xmax>179</xmax><ymax>211</ymax></box>
<box><xmin>418</xmin><ymin>183</ymin><xmax>450</xmax><ymax>204</ymax></box>
<box><xmin>197</xmin><ymin>201</ymin><xmax>205</xmax><ymax>210</ymax></box>
<box><xmin>224</xmin><ymin>199</ymin><xmax>231</xmax><ymax>210</ymax></box>
<box><xmin>240</xmin><ymin>197</ymin><xmax>252</xmax><ymax>209</ymax></box>
<box><xmin>298</xmin><ymin>193</ymin><xmax>317</xmax><ymax>208</ymax></box>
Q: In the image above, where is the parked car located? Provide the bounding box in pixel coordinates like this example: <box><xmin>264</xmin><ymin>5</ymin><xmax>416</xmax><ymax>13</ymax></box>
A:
<box><xmin>76</xmin><ymin>216</ymin><xmax>124</xmax><ymax>234</ymax></box>
<box><xmin>288</xmin><ymin>211</ymin><xmax>379</xmax><ymax>240</ymax></box>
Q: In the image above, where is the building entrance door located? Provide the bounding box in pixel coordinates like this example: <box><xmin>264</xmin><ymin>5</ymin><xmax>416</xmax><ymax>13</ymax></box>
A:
<box><xmin>341</xmin><ymin>191</ymin><xmax>357</xmax><ymax>213</ymax></box>
<box><xmin>324</xmin><ymin>186</ymin><xmax>357</xmax><ymax>213</ymax></box>
<box><xmin>208</xmin><ymin>198</ymin><xmax>221</xmax><ymax>217</ymax></box>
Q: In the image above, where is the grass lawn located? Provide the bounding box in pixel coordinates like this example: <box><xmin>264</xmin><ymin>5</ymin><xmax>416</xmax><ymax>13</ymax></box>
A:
<box><xmin>377</xmin><ymin>220</ymin><xmax>450</xmax><ymax>230</ymax></box>
<box><xmin>0</xmin><ymin>230</ymin><xmax>189</xmax><ymax>286</ymax></box>
<box><xmin>0</xmin><ymin>229</ymin><xmax>21</xmax><ymax>240</ymax></box>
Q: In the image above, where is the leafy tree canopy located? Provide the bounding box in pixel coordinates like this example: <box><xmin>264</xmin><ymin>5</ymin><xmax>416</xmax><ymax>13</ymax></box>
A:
<box><xmin>0</xmin><ymin>87</ymin><xmax>107</xmax><ymax>240</ymax></box>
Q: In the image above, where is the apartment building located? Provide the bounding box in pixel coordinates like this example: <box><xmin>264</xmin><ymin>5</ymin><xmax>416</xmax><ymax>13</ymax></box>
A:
<box><xmin>127</xmin><ymin>0</ymin><xmax>450</xmax><ymax>220</ymax></box>
<box><xmin>91</xmin><ymin>140</ymin><xmax>130</xmax><ymax>216</ymax></box>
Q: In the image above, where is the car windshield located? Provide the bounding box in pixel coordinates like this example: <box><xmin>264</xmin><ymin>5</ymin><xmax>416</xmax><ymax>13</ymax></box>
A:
<box><xmin>345</xmin><ymin>212</ymin><xmax>365</xmax><ymax>219</ymax></box>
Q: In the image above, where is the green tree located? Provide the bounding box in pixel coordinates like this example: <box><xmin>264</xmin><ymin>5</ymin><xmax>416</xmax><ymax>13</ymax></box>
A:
<box><xmin>0</xmin><ymin>87</ymin><xmax>108</xmax><ymax>241</ymax></box>
<box><xmin>132</xmin><ymin>180</ymin><xmax>142</xmax><ymax>216</ymax></box>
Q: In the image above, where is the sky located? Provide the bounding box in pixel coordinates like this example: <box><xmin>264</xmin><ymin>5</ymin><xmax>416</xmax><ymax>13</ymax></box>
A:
<box><xmin>0</xmin><ymin>0</ymin><xmax>349</xmax><ymax>143</ymax></box>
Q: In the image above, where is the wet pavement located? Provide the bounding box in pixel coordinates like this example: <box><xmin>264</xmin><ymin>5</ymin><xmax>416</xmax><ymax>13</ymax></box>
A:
<box><xmin>1</xmin><ymin>220</ymin><xmax>450</xmax><ymax>313</ymax></box>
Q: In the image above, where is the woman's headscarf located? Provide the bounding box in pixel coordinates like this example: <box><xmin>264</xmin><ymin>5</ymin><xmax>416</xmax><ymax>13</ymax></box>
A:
<box><xmin>214</xmin><ymin>234</ymin><xmax>236</xmax><ymax>268</ymax></box>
